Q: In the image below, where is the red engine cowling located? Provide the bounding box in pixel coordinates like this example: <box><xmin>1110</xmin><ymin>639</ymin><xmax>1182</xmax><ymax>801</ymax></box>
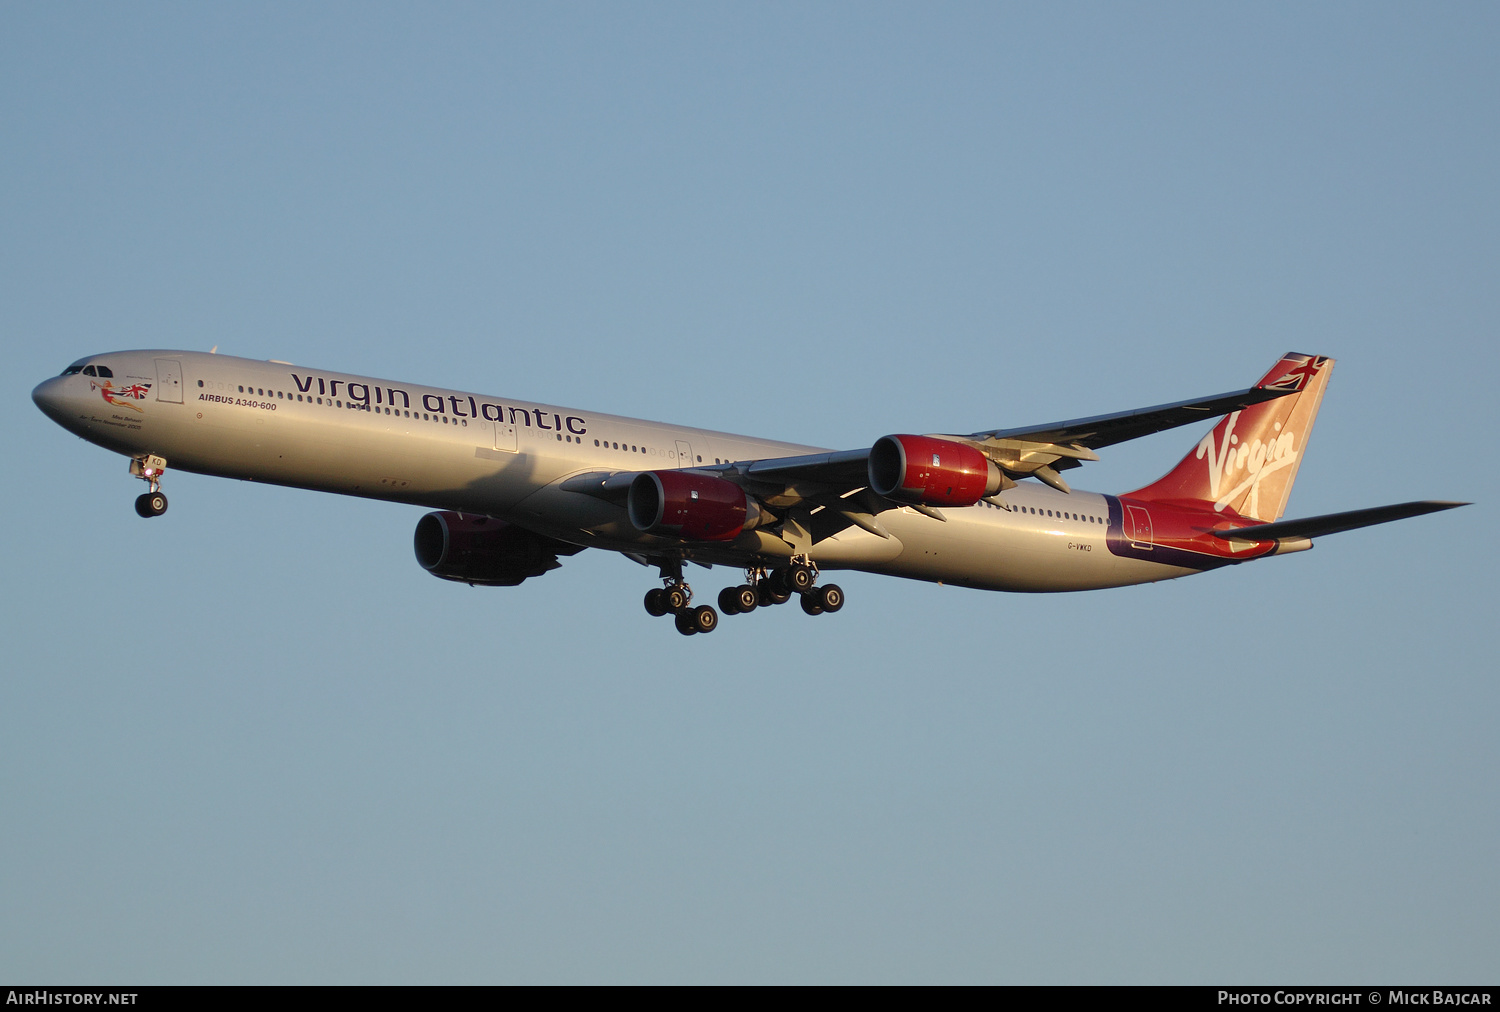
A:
<box><xmin>414</xmin><ymin>511</ymin><xmax>583</xmax><ymax>586</ymax></box>
<box><xmin>868</xmin><ymin>434</ymin><xmax>1003</xmax><ymax>506</ymax></box>
<box><xmin>628</xmin><ymin>471</ymin><xmax>766</xmax><ymax>541</ymax></box>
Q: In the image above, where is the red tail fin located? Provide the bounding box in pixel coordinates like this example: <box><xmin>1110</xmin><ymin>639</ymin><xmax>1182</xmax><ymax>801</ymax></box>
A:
<box><xmin>1124</xmin><ymin>353</ymin><xmax>1334</xmax><ymax>521</ymax></box>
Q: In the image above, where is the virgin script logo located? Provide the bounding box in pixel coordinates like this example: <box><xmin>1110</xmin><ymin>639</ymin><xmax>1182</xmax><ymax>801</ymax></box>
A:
<box><xmin>1195</xmin><ymin>411</ymin><xmax>1299</xmax><ymax>515</ymax></box>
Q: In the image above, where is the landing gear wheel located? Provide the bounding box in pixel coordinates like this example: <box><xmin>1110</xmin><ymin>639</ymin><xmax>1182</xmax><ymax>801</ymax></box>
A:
<box><xmin>135</xmin><ymin>492</ymin><xmax>167</xmax><ymax>518</ymax></box>
<box><xmin>759</xmin><ymin>581</ymin><xmax>791</xmax><ymax>607</ymax></box>
<box><xmin>817</xmin><ymin>583</ymin><xmax>844</xmax><ymax>613</ymax></box>
<box><xmin>691</xmin><ymin>605</ymin><xmax>718</xmax><ymax>634</ymax></box>
<box><xmin>718</xmin><ymin>586</ymin><xmax>742</xmax><ymax>616</ymax></box>
<box><xmin>786</xmin><ymin>564</ymin><xmax>815</xmax><ymax>593</ymax></box>
<box><xmin>733</xmin><ymin>585</ymin><xmax>759</xmax><ymax>613</ymax></box>
<box><xmin>674</xmin><ymin>609</ymin><xmax>698</xmax><ymax>635</ymax></box>
<box><xmin>645</xmin><ymin>588</ymin><xmax>669</xmax><ymax>617</ymax></box>
<box><xmin>800</xmin><ymin>592</ymin><xmax>824</xmax><ymax>616</ymax></box>
<box><xmin>665</xmin><ymin>585</ymin><xmax>689</xmax><ymax>611</ymax></box>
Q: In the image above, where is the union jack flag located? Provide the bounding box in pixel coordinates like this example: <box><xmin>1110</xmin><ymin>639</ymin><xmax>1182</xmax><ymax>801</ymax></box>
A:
<box><xmin>1265</xmin><ymin>355</ymin><xmax>1326</xmax><ymax>392</ymax></box>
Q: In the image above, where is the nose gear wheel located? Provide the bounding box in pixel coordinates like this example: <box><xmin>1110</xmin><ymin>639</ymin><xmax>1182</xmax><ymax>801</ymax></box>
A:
<box><xmin>129</xmin><ymin>454</ymin><xmax>169</xmax><ymax>518</ymax></box>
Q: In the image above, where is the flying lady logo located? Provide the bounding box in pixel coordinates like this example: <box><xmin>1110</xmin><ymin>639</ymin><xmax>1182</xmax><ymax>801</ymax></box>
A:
<box><xmin>92</xmin><ymin>380</ymin><xmax>151</xmax><ymax>413</ymax></box>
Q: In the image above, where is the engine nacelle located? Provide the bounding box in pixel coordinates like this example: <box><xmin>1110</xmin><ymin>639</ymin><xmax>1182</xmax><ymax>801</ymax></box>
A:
<box><xmin>414</xmin><ymin>511</ymin><xmax>582</xmax><ymax>586</ymax></box>
<box><xmin>628</xmin><ymin>470</ymin><xmax>766</xmax><ymax>542</ymax></box>
<box><xmin>868</xmin><ymin>434</ymin><xmax>1003</xmax><ymax>506</ymax></box>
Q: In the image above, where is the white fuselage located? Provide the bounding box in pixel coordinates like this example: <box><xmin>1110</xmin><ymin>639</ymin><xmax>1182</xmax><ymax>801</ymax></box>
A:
<box><xmin>33</xmin><ymin>350</ymin><xmax>1203</xmax><ymax>592</ymax></box>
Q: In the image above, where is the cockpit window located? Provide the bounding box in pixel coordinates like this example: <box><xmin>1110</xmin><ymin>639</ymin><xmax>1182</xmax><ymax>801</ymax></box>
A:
<box><xmin>62</xmin><ymin>365</ymin><xmax>84</xmax><ymax>376</ymax></box>
<box><xmin>82</xmin><ymin>365</ymin><xmax>97</xmax><ymax>376</ymax></box>
<box><xmin>95</xmin><ymin>365</ymin><xmax>113</xmax><ymax>377</ymax></box>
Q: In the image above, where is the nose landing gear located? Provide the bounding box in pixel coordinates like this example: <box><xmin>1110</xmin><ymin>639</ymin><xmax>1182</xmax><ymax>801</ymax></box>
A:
<box><xmin>130</xmin><ymin>455</ymin><xmax>169</xmax><ymax>518</ymax></box>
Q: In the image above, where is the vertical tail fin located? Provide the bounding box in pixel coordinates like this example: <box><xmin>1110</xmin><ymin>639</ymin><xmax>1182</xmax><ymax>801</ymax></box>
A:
<box><xmin>1124</xmin><ymin>353</ymin><xmax>1334</xmax><ymax>521</ymax></box>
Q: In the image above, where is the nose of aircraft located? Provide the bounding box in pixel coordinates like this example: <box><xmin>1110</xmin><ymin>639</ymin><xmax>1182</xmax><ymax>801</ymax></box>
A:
<box><xmin>32</xmin><ymin>376</ymin><xmax>70</xmax><ymax>424</ymax></box>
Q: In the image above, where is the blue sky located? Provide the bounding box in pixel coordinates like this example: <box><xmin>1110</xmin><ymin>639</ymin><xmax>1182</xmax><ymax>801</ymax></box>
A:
<box><xmin>3</xmin><ymin>3</ymin><xmax>1496</xmax><ymax>983</ymax></box>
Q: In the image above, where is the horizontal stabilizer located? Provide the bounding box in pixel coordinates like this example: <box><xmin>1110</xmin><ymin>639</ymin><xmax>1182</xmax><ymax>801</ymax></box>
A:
<box><xmin>1211</xmin><ymin>500</ymin><xmax>1469</xmax><ymax>542</ymax></box>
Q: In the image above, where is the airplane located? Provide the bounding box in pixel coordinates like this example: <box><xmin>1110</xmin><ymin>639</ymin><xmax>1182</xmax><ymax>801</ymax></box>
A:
<box><xmin>32</xmin><ymin>350</ymin><xmax>1466</xmax><ymax>635</ymax></box>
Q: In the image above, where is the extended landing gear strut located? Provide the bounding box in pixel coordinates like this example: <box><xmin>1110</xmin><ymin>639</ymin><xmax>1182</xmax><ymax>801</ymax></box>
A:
<box><xmin>643</xmin><ymin>558</ymin><xmax>719</xmax><ymax>636</ymax></box>
<box><xmin>644</xmin><ymin>559</ymin><xmax>846</xmax><ymax>635</ymax></box>
<box><xmin>131</xmin><ymin>454</ymin><xmax>169</xmax><ymax>518</ymax></box>
<box><xmin>717</xmin><ymin>561</ymin><xmax>844</xmax><ymax>619</ymax></box>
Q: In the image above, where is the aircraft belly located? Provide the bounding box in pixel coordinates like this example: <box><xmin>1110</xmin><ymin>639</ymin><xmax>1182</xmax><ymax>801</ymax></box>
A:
<box><xmin>864</xmin><ymin>506</ymin><xmax>1178</xmax><ymax>593</ymax></box>
<box><xmin>808</xmin><ymin>527</ymin><xmax>905</xmax><ymax>566</ymax></box>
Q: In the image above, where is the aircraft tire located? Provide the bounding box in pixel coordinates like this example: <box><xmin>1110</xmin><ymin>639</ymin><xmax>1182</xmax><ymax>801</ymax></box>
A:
<box><xmin>674</xmin><ymin>609</ymin><xmax>698</xmax><ymax>635</ymax></box>
<box><xmin>135</xmin><ymin>492</ymin><xmax>167</xmax><ymax>518</ymax></box>
<box><xmin>692</xmin><ymin>605</ymin><xmax>718</xmax><ymax>634</ymax></box>
<box><xmin>787</xmin><ymin>564</ymin><xmax>815</xmax><ymax>593</ymax></box>
<box><xmin>800</xmin><ymin>592</ymin><xmax>824</xmax><ymax>616</ymax></box>
<box><xmin>645</xmin><ymin>588</ymin><xmax>669</xmax><ymax>617</ymax></box>
<box><xmin>734</xmin><ymin>585</ymin><xmax>759</xmax><ymax>613</ymax></box>
<box><xmin>818</xmin><ymin>584</ymin><xmax>844</xmax><ymax>613</ymax></box>
<box><xmin>759</xmin><ymin>577</ymin><xmax>791</xmax><ymax>606</ymax></box>
<box><xmin>717</xmin><ymin>586</ymin><xmax>742</xmax><ymax>616</ymax></box>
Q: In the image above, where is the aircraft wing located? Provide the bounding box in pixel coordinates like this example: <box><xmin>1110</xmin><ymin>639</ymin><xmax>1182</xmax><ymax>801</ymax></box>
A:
<box><xmin>734</xmin><ymin>382</ymin><xmax>1298</xmax><ymax>496</ymax></box>
<box><xmin>560</xmin><ymin>375</ymin><xmax>1313</xmax><ymax>543</ymax></box>
<box><xmin>970</xmin><ymin>384</ymin><xmax>1294</xmax><ymax>451</ymax></box>
<box><xmin>1210</xmin><ymin>500</ymin><xmax>1469</xmax><ymax>542</ymax></box>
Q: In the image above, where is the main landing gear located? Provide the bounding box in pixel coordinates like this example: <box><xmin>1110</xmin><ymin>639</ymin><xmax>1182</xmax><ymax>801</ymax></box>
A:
<box><xmin>771</xmin><ymin>561</ymin><xmax>842</xmax><ymax>617</ymax></box>
<box><xmin>715</xmin><ymin>562</ymin><xmax>844</xmax><ymax>620</ymax></box>
<box><xmin>644</xmin><ymin>559</ymin><xmax>846</xmax><ymax>636</ymax></box>
<box><xmin>131</xmin><ymin>454</ymin><xmax>169</xmax><ymax>518</ymax></box>
<box><xmin>643</xmin><ymin>559</ymin><xmax>719</xmax><ymax>636</ymax></box>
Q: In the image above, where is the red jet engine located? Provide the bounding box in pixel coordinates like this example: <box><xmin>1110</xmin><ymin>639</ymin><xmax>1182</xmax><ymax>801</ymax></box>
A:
<box><xmin>414</xmin><ymin>511</ymin><xmax>583</xmax><ymax>586</ymax></box>
<box><xmin>869</xmin><ymin>434</ymin><xmax>1004</xmax><ymax>506</ymax></box>
<box><xmin>628</xmin><ymin>471</ymin><xmax>767</xmax><ymax>542</ymax></box>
